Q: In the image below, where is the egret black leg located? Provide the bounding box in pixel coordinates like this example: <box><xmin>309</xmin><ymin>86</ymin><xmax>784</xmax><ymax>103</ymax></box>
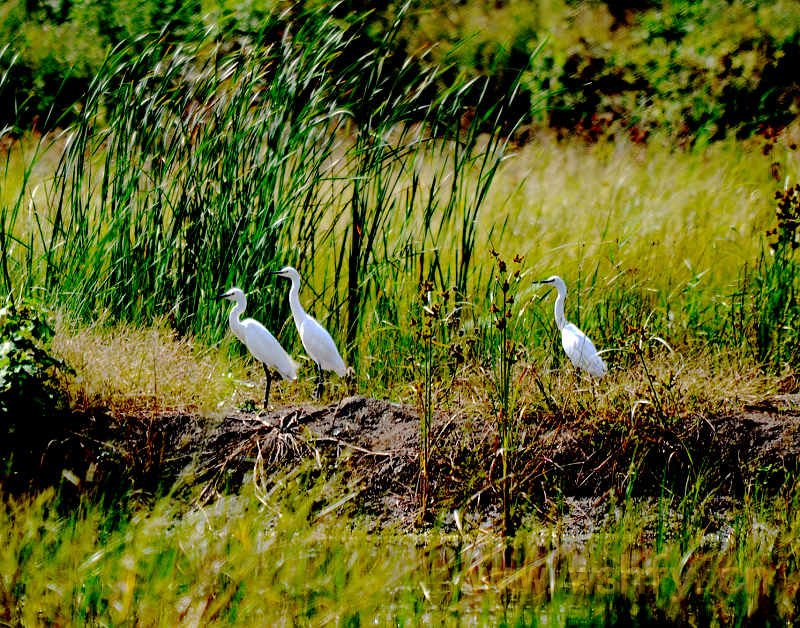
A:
<box><xmin>263</xmin><ymin>363</ymin><xmax>273</xmax><ymax>408</ymax></box>
<box><xmin>314</xmin><ymin>363</ymin><xmax>324</xmax><ymax>400</ymax></box>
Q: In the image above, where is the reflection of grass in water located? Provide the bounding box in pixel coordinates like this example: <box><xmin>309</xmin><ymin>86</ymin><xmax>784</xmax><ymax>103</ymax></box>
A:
<box><xmin>1</xmin><ymin>474</ymin><xmax>798</xmax><ymax>624</ymax></box>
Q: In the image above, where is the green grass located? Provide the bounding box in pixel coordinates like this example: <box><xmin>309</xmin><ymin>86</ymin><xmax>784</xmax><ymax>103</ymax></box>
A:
<box><xmin>1</xmin><ymin>12</ymin><xmax>519</xmax><ymax>380</ymax></box>
<box><xmin>2</xmin><ymin>25</ymin><xmax>798</xmax><ymax>390</ymax></box>
<box><xmin>3</xmin><ymin>24</ymin><xmax>799</xmax><ymax>406</ymax></box>
<box><xmin>1</xmin><ymin>475</ymin><xmax>799</xmax><ymax>624</ymax></box>
<box><xmin>2</xmin><ymin>4</ymin><xmax>800</xmax><ymax>623</ymax></box>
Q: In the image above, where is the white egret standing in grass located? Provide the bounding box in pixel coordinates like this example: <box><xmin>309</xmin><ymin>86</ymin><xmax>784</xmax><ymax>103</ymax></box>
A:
<box><xmin>218</xmin><ymin>287</ymin><xmax>298</xmax><ymax>407</ymax></box>
<box><xmin>537</xmin><ymin>275</ymin><xmax>608</xmax><ymax>378</ymax></box>
<box><xmin>272</xmin><ymin>266</ymin><xmax>350</xmax><ymax>399</ymax></box>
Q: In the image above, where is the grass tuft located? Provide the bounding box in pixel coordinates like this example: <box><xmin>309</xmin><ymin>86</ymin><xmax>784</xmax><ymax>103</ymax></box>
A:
<box><xmin>52</xmin><ymin>315</ymin><xmax>243</xmax><ymax>415</ymax></box>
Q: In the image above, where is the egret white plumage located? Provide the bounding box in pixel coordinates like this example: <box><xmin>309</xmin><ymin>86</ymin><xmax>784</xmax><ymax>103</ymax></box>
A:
<box><xmin>218</xmin><ymin>287</ymin><xmax>298</xmax><ymax>406</ymax></box>
<box><xmin>272</xmin><ymin>266</ymin><xmax>350</xmax><ymax>399</ymax></box>
<box><xmin>537</xmin><ymin>275</ymin><xmax>608</xmax><ymax>378</ymax></box>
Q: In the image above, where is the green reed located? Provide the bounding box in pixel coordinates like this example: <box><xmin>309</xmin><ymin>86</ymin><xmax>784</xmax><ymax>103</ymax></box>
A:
<box><xmin>1</xmin><ymin>474</ymin><xmax>799</xmax><ymax>625</ymax></box>
<box><xmin>46</xmin><ymin>17</ymin><xmax>349</xmax><ymax>337</ymax></box>
<box><xmin>1</xmin><ymin>6</ymin><xmax>517</xmax><ymax>385</ymax></box>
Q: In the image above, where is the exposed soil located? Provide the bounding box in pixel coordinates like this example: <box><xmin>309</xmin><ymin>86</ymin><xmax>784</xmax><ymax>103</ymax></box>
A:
<box><xmin>6</xmin><ymin>394</ymin><xmax>800</xmax><ymax>529</ymax></box>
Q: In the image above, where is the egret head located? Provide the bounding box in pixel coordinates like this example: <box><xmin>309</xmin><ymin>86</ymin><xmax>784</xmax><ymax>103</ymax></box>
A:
<box><xmin>272</xmin><ymin>266</ymin><xmax>301</xmax><ymax>283</ymax></box>
<box><xmin>218</xmin><ymin>287</ymin><xmax>245</xmax><ymax>302</ymax></box>
<box><xmin>536</xmin><ymin>275</ymin><xmax>567</xmax><ymax>296</ymax></box>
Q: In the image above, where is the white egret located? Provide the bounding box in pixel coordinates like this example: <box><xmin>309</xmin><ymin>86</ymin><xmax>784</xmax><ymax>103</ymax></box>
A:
<box><xmin>537</xmin><ymin>275</ymin><xmax>608</xmax><ymax>378</ymax></box>
<box><xmin>272</xmin><ymin>266</ymin><xmax>350</xmax><ymax>399</ymax></box>
<box><xmin>218</xmin><ymin>287</ymin><xmax>298</xmax><ymax>407</ymax></box>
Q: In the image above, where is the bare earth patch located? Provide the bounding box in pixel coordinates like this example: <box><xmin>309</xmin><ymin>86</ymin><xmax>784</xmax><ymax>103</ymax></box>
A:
<box><xmin>11</xmin><ymin>395</ymin><xmax>800</xmax><ymax>528</ymax></box>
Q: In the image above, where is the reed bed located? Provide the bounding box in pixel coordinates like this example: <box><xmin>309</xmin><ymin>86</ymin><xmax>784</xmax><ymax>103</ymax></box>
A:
<box><xmin>3</xmin><ymin>6</ymin><xmax>800</xmax><ymax>624</ymax></box>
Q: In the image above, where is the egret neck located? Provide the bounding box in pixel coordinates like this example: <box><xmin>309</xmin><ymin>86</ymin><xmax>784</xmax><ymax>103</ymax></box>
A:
<box><xmin>538</xmin><ymin>277</ymin><xmax>568</xmax><ymax>330</ymax></box>
<box><xmin>552</xmin><ymin>286</ymin><xmax>567</xmax><ymax>331</ymax></box>
<box><xmin>227</xmin><ymin>293</ymin><xmax>246</xmax><ymax>335</ymax></box>
<box><xmin>286</xmin><ymin>273</ymin><xmax>305</xmax><ymax>328</ymax></box>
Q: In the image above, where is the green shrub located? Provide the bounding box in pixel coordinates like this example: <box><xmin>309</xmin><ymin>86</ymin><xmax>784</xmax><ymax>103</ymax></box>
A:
<box><xmin>0</xmin><ymin>302</ymin><xmax>67</xmax><ymax>434</ymax></box>
<box><xmin>0</xmin><ymin>0</ymin><xmax>201</xmax><ymax>130</ymax></box>
<box><xmin>3</xmin><ymin>0</ymin><xmax>800</xmax><ymax>140</ymax></box>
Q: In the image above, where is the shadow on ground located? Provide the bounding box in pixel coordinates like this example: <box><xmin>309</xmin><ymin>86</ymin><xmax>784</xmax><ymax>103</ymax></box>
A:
<box><xmin>4</xmin><ymin>395</ymin><xmax>800</xmax><ymax>528</ymax></box>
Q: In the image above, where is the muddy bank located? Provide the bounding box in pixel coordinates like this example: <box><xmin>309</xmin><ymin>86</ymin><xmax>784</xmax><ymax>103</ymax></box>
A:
<box><xmin>5</xmin><ymin>395</ymin><xmax>800</xmax><ymax>528</ymax></box>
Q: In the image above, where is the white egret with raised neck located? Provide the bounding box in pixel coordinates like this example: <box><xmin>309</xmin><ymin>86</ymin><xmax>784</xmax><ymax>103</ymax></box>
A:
<box><xmin>537</xmin><ymin>275</ymin><xmax>607</xmax><ymax>378</ymax></box>
<box><xmin>218</xmin><ymin>287</ymin><xmax>298</xmax><ymax>406</ymax></box>
<box><xmin>272</xmin><ymin>266</ymin><xmax>350</xmax><ymax>399</ymax></box>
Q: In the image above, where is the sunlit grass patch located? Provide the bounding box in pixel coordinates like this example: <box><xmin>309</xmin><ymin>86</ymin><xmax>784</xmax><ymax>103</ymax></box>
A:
<box><xmin>51</xmin><ymin>315</ymin><xmax>248</xmax><ymax>415</ymax></box>
<box><xmin>495</xmin><ymin>135</ymin><xmax>789</xmax><ymax>291</ymax></box>
<box><xmin>515</xmin><ymin>351</ymin><xmax>774</xmax><ymax>426</ymax></box>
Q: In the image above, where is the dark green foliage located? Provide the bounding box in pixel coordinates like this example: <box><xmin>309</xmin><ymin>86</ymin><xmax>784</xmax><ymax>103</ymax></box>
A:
<box><xmin>3</xmin><ymin>0</ymin><xmax>799</xmax><ymax>140</ymax></box>
<box><xmin>0</xmin><ymin>0</ymin><xmax>202</xmax><ymax>131</ymax></box>
<box><xmin>0</xmin><ymin>301</ymin><xmax>67</xmax><ymax>433</ymax></box>
<box><xmin>412</xmin><ymin>0</ymin><xmax>800</xmax><ymax>142</ymax></box>
<box><xmin>731</xmin><ymin>185</ymin><xmax>800</xmax><ymax>371</ymax></box>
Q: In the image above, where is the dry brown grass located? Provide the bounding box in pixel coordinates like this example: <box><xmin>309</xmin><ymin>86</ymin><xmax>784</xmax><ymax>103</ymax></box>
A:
<box><xmin>51</xmin><ymin>314</ymin><xmax>253</xmax><ymax>415</ymax></box>
<box><xmin>415</xmin><ymin>344</ymin><xmax>777</xmax><ymax>421</ymax></box>
<box><xmin>51</xmin><ymin>313</ymin><xmax>355</xmax><ymax>415</ymax></box>
<box><xmin>49</xmin><ymin>300</ymin><xmax>779</xmax><ymax>428</ymax></box>
<box><xmin>526</xmin><ymin>351</ymin><xmax>776</xmax><ymax>419</ymax></box>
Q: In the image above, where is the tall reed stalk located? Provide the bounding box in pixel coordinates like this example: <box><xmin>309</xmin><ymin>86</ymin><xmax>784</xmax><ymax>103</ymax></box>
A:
<box><xmin>489</xmin><ymin>249</ymin><xmax>523</xmax><ymax>539</ymax></box>
<box><xmin>414</xmin><ymin>280</ymin><xmax>437</xmax><ymax>522</ymax></box>
<box><xmin>2</xmin><ymin>6</ymin><xmax>516</xmax><ymax>371</ymax></box>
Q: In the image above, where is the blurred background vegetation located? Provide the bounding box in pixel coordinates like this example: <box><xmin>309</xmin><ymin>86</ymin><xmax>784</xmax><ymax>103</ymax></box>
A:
<box><xmin>2</xmin><ymin>0</ymin><xmax>799</xmax><ymax>142</ymax></box>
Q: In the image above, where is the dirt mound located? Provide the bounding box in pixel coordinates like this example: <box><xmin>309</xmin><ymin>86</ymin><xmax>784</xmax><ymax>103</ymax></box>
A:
<box><xmin>704</xmin><ymin>396</ymin><xmax>800</xmax><ymax>490</ymax></box>
<box><xmin>7</xmin><ymin>394</ymin><xmax>800</xmax><ymax>528</ymax></box>
<box><xmin>196</xmin><ymin>397</ymin><xmax>421</xmax><ymax>521</ymax></box>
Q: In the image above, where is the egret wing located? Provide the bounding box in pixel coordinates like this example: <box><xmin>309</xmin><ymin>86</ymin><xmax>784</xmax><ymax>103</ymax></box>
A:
<box><xmin>561</xmin><ymin>323</ymin><xmax>607</xmax><ymax>378</ymax></box>
<box><xmin>241</xmin><ymin>319</ymin><xmax>298</xmax><ymax>380</ymax></box>
<box><xmin>299</xmin><ymin>316</ymin><xmax>348</xmax><ymax>376</ymax></box>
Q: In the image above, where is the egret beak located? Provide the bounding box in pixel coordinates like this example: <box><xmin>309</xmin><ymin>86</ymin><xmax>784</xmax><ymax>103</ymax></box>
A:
<box><xmin>534</xmin><ymin>279</ymin><xmax>555</xmax><ymax>285</ymax></box>
<box><xmin>217</xmin><ymin>291</ymin><xmax>230</xmax><ymax>299</ymax></box>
